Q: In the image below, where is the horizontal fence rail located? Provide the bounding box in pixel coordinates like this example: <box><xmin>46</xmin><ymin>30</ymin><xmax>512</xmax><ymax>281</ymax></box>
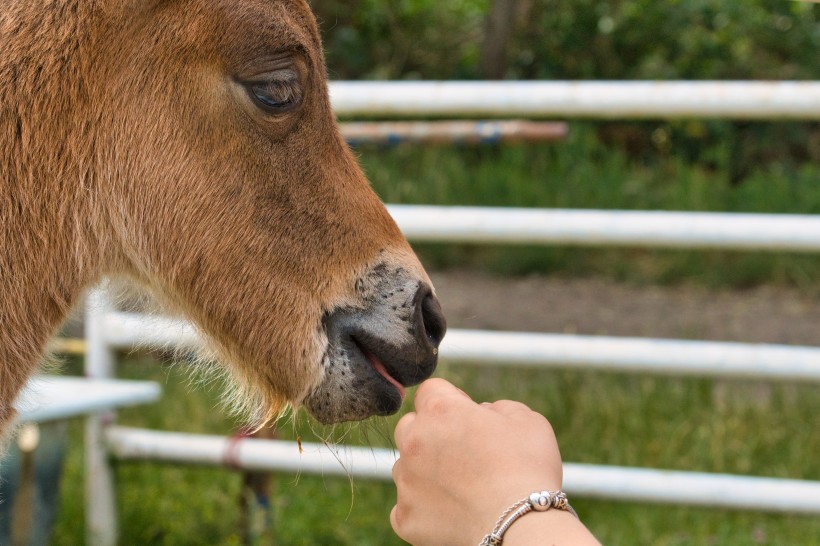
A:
<box><xmin>15</xmin><ymin>377</ymin><xmax>160</xmax><ymax>424</ymax></box>
<box><xmin>329</xmin><ymin>81</ymin><xmax>820</xmax><ymax>119</ymax></box>
<box><xmin>387</xmin><ymin>206</ymin><xmax>820</xmax><ymax>252</ymax></box>
<box><xmin>106</xmin><ymin>427</ymin><xmax>820</xmax><ymax>515</ymax></box>
<box><xmin>340</xmin><ymin>120</ymin><xmax>568</xmax><ymax>145</ymax></box>
<box><xmin>103</xmin><ymin>312</ymin><xmax>204</xmax><ymax>351</ymax></box>
<box><xmin>100</xmin><ymin>312</ymin><xmax>820</xmax><ymax>383</ymax></box>
<box><xmin>443</xmin><ymin>331</ymin><xmax>820</xmax><ymax>382</ymax></box>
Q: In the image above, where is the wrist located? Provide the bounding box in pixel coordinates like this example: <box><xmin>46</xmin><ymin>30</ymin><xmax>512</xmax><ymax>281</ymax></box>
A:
<box><xmin>479</xmin><ymin>491</ymin><xmax>578</xmax><ymax>546</ymax></box>
<box><xmin>503</xmin><ymin>509</ymin><xmax>593</xmax><ymax>545</ymax></box>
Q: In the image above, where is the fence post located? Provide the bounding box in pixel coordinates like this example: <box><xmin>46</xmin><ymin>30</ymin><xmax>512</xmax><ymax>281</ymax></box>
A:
<box><xmin>84</xmin><ymin>287</ymin><xmax>117</xmax><ymax>546</ymax></box>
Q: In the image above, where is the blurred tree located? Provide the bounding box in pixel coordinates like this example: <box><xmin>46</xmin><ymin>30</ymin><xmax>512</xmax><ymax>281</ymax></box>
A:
<box><xmin>480</xmin><ymin>0</ymin><xmax>520</xmax><ymax>78</ymax></box>
<box><xmin>310</xmin><ymin>0</ymin><xmax>818</xmax><ymax>82</ymax></box>
<box><xmin>310</xmin><ymin>0</ymin><xmax>488</xmax><ymax>79</ymax></box>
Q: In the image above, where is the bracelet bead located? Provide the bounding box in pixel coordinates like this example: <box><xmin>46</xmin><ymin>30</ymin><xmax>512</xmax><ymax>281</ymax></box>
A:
<box><xmin>479</xmin><ymin>490</ymin><xmax>577</xmax><ymax>546</ymax></box>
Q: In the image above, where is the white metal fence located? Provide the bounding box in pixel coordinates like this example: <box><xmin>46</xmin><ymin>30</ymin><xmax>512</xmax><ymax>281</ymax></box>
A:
<box><xmin>82</xmin><ymin>81</ymin><xmax>820</xmax><ymax>544</ymax></box>
<box><xmin>329</xmin><ymin>81</ymin><xmax>820</xmax><ymax>119</ymax></box>
<box><xmin>388</xmin><ymin>206</ymin><xmax>820</xmax><ymax>251</ymax></box>
<box><xmin>106</xmin><ymin>428</ymin><xmax>820</xmax><ymax>515</ymax></box>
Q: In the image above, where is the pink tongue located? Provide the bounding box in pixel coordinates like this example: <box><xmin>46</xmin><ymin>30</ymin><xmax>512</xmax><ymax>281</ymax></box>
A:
<box><xmin>367</xmin><ymin>353</ymin><xmax>406</xmax><ymax>400</ymax></box>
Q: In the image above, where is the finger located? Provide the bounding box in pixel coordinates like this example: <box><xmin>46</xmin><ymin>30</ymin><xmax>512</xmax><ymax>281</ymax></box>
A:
<box><xmin>394</xmin><ymin>412</ymin><xmax>416</xmax><ymax>449</ymax></box>
<box><xmin>391</xmin><ymin>457</ymin><xmax>402</xmax><ymax>484</ymax></box>
<box><xmin>414</xmin><ymin>378</ymin><xmax>473</xmax><ymax>413</ymax></box>
<box><xmin>389</xmin><ymin>504</ymin><xmax>400</xmax><ymax>534</ymax></box>
<box><xmin>390</xmin><ymin>503</ymin><xmax>412</xmax><ymax>539</ymax></box>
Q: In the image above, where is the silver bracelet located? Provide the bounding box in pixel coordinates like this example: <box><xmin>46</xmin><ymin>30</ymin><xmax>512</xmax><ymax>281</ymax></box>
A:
<box><xmin>479</xmin><ymin>490</ymin><xmax>578</xmax><ymax>546</ymax></box>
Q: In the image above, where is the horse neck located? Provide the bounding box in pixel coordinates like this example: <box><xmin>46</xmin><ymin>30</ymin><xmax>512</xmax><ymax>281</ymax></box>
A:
<box><xmin>0</xmin><ymin>4</ymin><xmax>103</xmax><ymax>428</ymax></box>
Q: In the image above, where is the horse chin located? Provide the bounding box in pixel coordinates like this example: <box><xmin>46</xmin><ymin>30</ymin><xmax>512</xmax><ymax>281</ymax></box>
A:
<box><xmin>305</xmin><ymin>325</ymin><xmax>415</xmax><ymax>424</ymax></box>
<box><xmin>303</xmin><ymin>353</ymin><xmax>404</xmax><ymax>425</ymax></box>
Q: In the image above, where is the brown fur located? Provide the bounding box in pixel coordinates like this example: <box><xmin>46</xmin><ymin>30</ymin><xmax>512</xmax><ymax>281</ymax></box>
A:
<box><xmin>1</xmin><ymin>0</ymin><xmax>434</xmax><ymax>433</ymax></box>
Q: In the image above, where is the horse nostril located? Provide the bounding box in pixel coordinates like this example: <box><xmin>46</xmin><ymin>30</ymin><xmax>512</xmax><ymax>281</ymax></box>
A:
<box><xmin>416</xmin><ymin>286</ymin><xmax>447</xmax><ymax>349</ymax></box>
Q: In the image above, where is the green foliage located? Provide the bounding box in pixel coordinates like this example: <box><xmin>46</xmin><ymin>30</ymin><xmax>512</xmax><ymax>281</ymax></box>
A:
<box><xmin>511</xmin><ymin>0</ymin><xmax>819</xmax><ymax>81</ymax></box>
<box><xmin>312</xmin><ymin>0</ymin><xmax>488</xmax><ymax>79</ymax></box>
<box><xmin>313</xmin><ymin>0</ymin><xmax>819</xmax><ymax>81</ymax></box>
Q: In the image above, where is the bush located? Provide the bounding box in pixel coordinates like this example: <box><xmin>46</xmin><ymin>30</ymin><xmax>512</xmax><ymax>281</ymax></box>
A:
<box><xmin>312</xmin><ymin>0</ymin><xmax>819</xmax><ymax>81</ymax></box>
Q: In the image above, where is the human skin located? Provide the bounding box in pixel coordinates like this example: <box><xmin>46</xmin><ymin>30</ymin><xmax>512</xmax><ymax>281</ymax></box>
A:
<box><xmin>391</xmin><ymin>378</ymin><xmax>601</xmax><ymax>546</ymax></box>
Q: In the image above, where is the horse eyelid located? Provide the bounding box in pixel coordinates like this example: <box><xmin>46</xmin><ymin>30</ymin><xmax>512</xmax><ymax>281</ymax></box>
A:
<box><xmin>247</xmin><ymin>76</ymin><xmax>303</xmax><ymax>113</ymax></box>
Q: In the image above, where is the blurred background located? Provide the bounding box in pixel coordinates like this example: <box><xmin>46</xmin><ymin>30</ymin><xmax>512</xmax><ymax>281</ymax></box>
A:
<box><xmin>43</xmin><ymin>1</ymin><xmax>820</xmax><ymax>544</ymax></box>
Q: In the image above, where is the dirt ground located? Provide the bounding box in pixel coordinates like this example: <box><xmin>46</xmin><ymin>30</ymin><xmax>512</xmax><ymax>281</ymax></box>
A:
<box><xmin>429</xmin><ymin>269</ymin><xmax>820</xmax><ymax>347</ymax></box>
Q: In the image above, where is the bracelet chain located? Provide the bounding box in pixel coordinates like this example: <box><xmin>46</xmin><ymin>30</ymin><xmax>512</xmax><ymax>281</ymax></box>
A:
<box><xmin>479</xmin><ymin>490</ymin><xmax>577</xmax><ymax>546</ymax></box>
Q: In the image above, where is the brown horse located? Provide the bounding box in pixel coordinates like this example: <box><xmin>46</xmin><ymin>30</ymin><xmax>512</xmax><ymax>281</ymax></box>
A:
<box><xmin>0</xmin><ymin>0</ymin><xmax>445</xmax><ymax>435</ymax></box>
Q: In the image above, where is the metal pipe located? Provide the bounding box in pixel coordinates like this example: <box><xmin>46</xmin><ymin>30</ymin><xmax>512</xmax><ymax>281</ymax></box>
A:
<box><xmin>102</xmin><ymin>312</ymin><xmax>820</xmax><ymax>382</ymax></box>
<box><xmin>106</xmin><ymin>427</ymin><xmax>820</xmax><ymax>514</ymax></box>
<box><xmin>329</xmin><ymin>81</ymin><xmax>820</xmax><ymax>119</ymax></box>
<box><xmin>14</xmin><ymin>377</ymin><xmax>161</xmax><ymax>424</ymax></box>
<box><xmin>86</xmin><ymin>289</ymin><xmax>115</xmax><ymax>379</ymax></box>
<box><xmin>340</xmin><ymin>120</ymin><xmax>568</xmax><ymax>146</ymax></box>
<box><xmin>387</xmin><ymin>205</ymin><xmax>820</xmax><ymax>252</ymax></box>
<box><xmin>84</xmin><ymin>289</ymin><xmax>124</xmax><ymax>546</ymax></box>
<box><xmin>104</xmin><ymin>312</ymin><xmax>204</xmax><ymax>351</ymax></box>
<box><xmin>106</xmin><ymin>427</ymin><xmax>395</xmax><ymax>481</ymax></box>
<box><xmin>440</xmin><ymin>330</ymin><xmax>820</xmax><ymax>382</ymax></box>
<box><xmin>563</xmin><ymin>464</ymin><xmax>820</xmax><ymax>514</ymax></box>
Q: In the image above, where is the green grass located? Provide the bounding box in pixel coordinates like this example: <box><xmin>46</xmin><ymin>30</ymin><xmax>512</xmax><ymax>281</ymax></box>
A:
<box><xmin>359</xmin><ymin>124</ymin><xmax>820</xmax><ymax>290</ymax></box>
<box><xmin>49</xmin><ymin>354</ymin><xmax>820</xmax><ymax>545</ymax></box>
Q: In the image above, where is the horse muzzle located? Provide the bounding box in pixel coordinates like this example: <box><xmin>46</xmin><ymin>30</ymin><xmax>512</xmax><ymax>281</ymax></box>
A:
<box><xmin>305</xmin><ymin>272</ymin><xmax>446</xmax><ymax>423</ymax></box>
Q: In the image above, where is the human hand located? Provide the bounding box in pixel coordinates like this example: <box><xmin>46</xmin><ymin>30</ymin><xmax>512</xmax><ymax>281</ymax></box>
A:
<box><xmin>390</xmin><ymin>378</ymin><xmax>565</xmax><ymax>546</ymax></box>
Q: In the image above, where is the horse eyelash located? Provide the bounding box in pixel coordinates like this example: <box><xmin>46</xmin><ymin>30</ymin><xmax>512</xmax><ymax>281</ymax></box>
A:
<box><xmin>260</xmin><ymin>77</ymin><xmax>302</xmax><ymax>104</ymax></box>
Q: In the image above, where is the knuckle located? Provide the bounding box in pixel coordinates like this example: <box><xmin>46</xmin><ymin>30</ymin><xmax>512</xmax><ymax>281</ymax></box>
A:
<box><xmin>414</xmin><ymin>379</ymin><xmax>435</xmax><ymax>398</ymax></box>
<box><xmin>492</xmin><ymin>399</ymin><xmax>531</xmax><ymax>414</ymax></box>
<box><xmin>420</xmin><ymin>377</ymin><xmax>449</xmax><ymax>392</ymax></box>
<box><xmin>391</xmin><ymin>499</ymin><xmax>414</xmax><ymax>537</ymax></box>
<box><xmin>415</xmin><ymin>378</ymin><xmax>446</xmax><ymax>402</ymax></box>
<box><xmin>391</xmin><ymin>459</ymin><xmax>405</xmax><ymax>485</ymax></box>
<box><xmin>394</xmin><ymin>412</ymin><xmax>415</xmax><ymax>447</ymax></box>
<box><xmin>391</xmin><ymin>504</ymin><xmax>407</xmax><ymax>532</ymax></box>
<box><xmin>401</xmin><ymin>432</ymin><xmax>423</xmax><ymax>459</ymax></box>
<box><xmin>395</xmin><ymin>421</ymin><xmax>425</xmax><ymax>458</ymax></box>
<box><xmin>425</xmin><ymin>396</ymin><xmax>452</xmax><ymax>416</ymax></box>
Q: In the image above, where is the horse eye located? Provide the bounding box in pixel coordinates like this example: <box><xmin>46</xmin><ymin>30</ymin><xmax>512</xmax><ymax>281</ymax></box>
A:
<box><xmin>246</xmin><ymin>70</ymin><xmax>303</xmax><ymax>113</ymax></box>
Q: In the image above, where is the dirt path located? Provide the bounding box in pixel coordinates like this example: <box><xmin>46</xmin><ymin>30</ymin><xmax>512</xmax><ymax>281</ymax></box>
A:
<box><xmin>429</xmin><ymin>270</ymin><xmax>820</xmax><ymax>346</ymax></box>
